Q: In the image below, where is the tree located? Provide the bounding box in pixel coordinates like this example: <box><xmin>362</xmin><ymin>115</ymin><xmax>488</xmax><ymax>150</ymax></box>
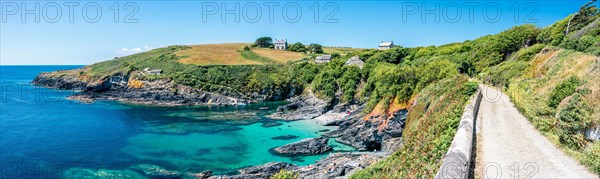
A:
<box><xmin>288</xmin><ymin>42</ymin><xmax>306</xmax><ymax>52</ymax></box>
<box><xmin>566</xmin><ymin>0</ymin><xmax>598</xmax><ymax>34</ymax></box>
<box><xmin>254</xmin><ymin>37</ymin><xmax>273</xmax><ymax>48</ymax></box>
<box><xmin>307</xmin><ymin>43</ymin><xmax>324</xmax><ymax>53</ymax></box>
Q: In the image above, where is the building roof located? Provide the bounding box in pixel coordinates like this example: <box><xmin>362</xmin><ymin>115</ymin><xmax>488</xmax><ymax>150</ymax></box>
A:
<box><xmin>345</xmin><ymin>55</ymin><xmax>364</xmax><ymax>68</ymax></box>
<box><xmin>315</xmin><ymin>54</ymin><xmax>332</xmax><ymax>60</ymax></box>
<box><xmin>379</xmin><ymin>41</ymin><xmax>394</xmax><ymax>47</ymax></box>
<box><xmin>274</xmin><ymin>39</ymin><xmax>287</xmax><ymax>44</ymax></box>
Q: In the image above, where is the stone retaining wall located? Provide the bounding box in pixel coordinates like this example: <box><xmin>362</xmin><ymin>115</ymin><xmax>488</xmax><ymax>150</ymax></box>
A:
<box><xmin>434</xmin><ymin>88</ymin><xmax>483</xmax><ymax>179</ymax></box>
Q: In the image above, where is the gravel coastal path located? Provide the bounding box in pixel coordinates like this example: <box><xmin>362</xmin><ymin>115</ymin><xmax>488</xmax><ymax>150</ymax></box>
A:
<box><xmin>474</xmin><ymin>86</ymin><xmax>597</xmax><ymax>178</ymax></box>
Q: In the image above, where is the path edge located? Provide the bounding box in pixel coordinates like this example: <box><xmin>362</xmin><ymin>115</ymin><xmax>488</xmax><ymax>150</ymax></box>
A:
<box><xmin>434</xmin><ymin>87</ymin><xmax>483</xmax><ymax>179</ymax></box>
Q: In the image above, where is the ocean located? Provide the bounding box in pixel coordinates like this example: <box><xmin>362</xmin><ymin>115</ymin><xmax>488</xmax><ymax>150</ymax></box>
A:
<box><xmin>0</xmin><ymin>66</ymin><xmax>353</xmax><ymax>178</ymax></box>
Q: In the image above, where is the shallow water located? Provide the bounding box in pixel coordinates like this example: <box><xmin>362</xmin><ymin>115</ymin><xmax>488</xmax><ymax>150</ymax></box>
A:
<box><xmin>0</xmin><ymin>66</ymin><xmax>354</xmax><ymax>178</ymax></box>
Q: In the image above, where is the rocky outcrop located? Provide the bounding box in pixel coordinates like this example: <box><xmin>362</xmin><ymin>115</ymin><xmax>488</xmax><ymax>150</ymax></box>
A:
<box><xmin>209</xmin><ymin>152</ymin><xmax>388</xmax><ymax>179</ymax></box>
<box><xmin>188</xmin><ymin>171</ymin><xmax>213</xmax><ymax>179</ymax></box>
<box><xmin>325</xmin><ymin>106</ymin><xmax>407</xmax><ymax>151</ymax></box>
<box><xmin>209</xmin><ymin>162</ymin><xmax>297</xmax><ymax>179</ymax></box>
<box><xmin>271</xmin><ymin>137</ymin><xmax>332</xmax><ymax>156</ymax></box>
<box><xmin>296</xmin><ymin>152</ymin><xmax>388</xmax><ymax>178</ymax></box>
<box><xmin>32</xmin><ymin>72</ymin><xmax>252</xmax><ymax>106</ymax></box>
<box><xmin>267</xmin><ymin>92</ymin><xmax>328</xmax><ymax>120</ymax></box>
<box><xmin>32</xmin><ymin>71</ymin><xmax>88</xmax><ymax>90</ymax></box>
<box><xmin>585</xmin><ymin>127</ymin><xmax>600</xmax><ymax>141</ymax></box>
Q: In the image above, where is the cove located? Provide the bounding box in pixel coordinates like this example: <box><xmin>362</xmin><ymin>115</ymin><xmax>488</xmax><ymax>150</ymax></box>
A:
<box><xmin>0</xmin><ymin>66</ymin><xmax>354</xmax><ymax>178</ymax></box>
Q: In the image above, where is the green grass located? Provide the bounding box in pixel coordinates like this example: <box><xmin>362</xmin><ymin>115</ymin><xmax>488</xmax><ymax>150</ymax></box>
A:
<box><xmin>239</xmin><ymin>49</ymin><xmax>275</xmax><ymax>64</ymax></box>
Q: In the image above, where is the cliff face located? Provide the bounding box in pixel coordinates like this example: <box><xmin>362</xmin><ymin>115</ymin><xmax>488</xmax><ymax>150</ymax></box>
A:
<box><xmin>31</xmin><ymin>71</ymin><xmax>255</xmax><ymax>106</ymax></box>
<box><xmin>323</xmin><ymin>105</ymin><xmax>406</xmax><ymax>151</ymax></box>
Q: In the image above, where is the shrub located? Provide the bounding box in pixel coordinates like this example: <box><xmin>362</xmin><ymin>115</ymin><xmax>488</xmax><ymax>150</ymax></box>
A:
<box><xmin>582</xmin><ymin>142</ymin><xmax>600</xmax><ymax>174</ymax></box>
<box><xmin>307</xmin><ymin>43</ymin><xmax>324</xmax><ymax>53</ymax></box>
<box><xmin>480</xmin><ymin>60</ymin><xmax>529</xmax><ymax>88</ymax></box>
<box><xmin>548</xmin><ymin>76</ymin><xmax>582</xmax><ymax>108</ymax></box>
<box><xmin>271</xmin><ymin>169</ymin><xmax>298</xmax><ymax>179</ymax></box>
<box><xmin>288</xmin><ymin>42</ymin><xmax>306</xmax><ymax>52</ymax></box>
<box><xmin>254</xmin><ymin>37</ymin><xmax>273</xmax><ymax>48</ymax></box>
<box><xmin>557</xmin><ymin>89</ymin><xmax>593</xmax><ymax>150</ymax></box>
<box><xmin>417</xmin><ymin>59</ymin><xmax>459</xmax><ymax>88</ymax></box>
<box><xmin>513</xmin><ymin>44</ymin><xmax>546</xmax><ymax>61</ymax></box>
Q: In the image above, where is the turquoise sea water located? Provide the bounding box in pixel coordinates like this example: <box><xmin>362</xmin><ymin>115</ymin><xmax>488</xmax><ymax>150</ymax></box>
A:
<box><xmin>0</xmin><ymin>66</ymin><xmax>353</xmax><ymax>178</ymax></box>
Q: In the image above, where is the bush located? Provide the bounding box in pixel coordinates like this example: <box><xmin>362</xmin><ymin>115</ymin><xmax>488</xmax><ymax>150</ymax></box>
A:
<box><xmin>557</xmin><ymin>89</ymin><xmax>593</xmax><ymax>150</ymax></box>
<box><xmin>417</xmin><ymin>59</ymin><xmax>459</xmax><ymax>88</ymax></box>
<box><xmin>582</xmin><ymin>142</ymin><xmax>600</xmax><ymax>174</ymax></box>
<box><xmin>548</xmin><ymin>76</ymin><xmax>582</xmax><ymax>108</ymax></box>
<box><xmin>364</xmin><ymin>64</ymin><xmax>418</xmax><ymax>112</ymax></box>
<box><xmin>513</xmin><ymin>44</ymin><xmax>546</xmax><ymax>61</ymax></box>
<box><xmin>480</xmin><ymin>60</ymin><xmax>529</xmax><ymax>88</ymax></box>
<box><xmin>271</xmin><ymin>169</ymin><xmax>297</xmax><ymax>179</ymax></box>
<box><xmin>288</xmin><ymin>42</ymin><xmax>306</xmax><ymax>52</ymax></box>
<box><xmin>307</xmin><ymin>43</ymin><xmax>324</xmax><ymax>53</ymax></box>
<box><xmin>254</xmin><ymin>37</ymin><xmax>273</xmax><ymax>48</ymax></box>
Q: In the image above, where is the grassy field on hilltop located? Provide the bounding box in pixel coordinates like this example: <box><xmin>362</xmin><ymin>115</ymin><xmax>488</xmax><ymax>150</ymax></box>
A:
<box><xmin>252</xmin><ymin>48</ymin><xmax>305</xmax><ymax>63</ymax></box>
<box><xmin>323</xmin><ymin>47</ymin><xmax>364</xmax><ymax>56</ymax></box>
<box><xmin>176</xmin><ymin>43</ymin><xmax>305</xmax><ymax>65</ymax></box>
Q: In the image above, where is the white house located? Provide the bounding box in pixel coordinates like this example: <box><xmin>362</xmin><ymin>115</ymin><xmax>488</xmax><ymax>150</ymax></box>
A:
<box><xmin>143</xmin><ymin>68</ymin><xmax>162</xmax><ymax>75</ymax></box>
<box><xmin>315</xmin><ymin>55</ymin><xmax>332</xmax><ymax>63</ymax></box>
<box><xmin>345</xmin><ymin>55</ymin><xmax>364</xmax><ymax>68</ymax></box>
<box><xmin>378</xmin><ymin>41</ymin><xmax>395</xmax><ymax>50</ymax></box>
<box><xmin>274</xmin><ymin>39</ymin><xmax>288</xmax><ymax>50</ymax></box>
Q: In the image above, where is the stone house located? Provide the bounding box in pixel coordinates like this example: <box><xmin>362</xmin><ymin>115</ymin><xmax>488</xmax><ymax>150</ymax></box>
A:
<box><xmin>345</xmin><ymin>55</ymin><xmax>364</xmax><ymax>68</ymax></box>
<box><xmin>274</xmin><ymin>39</ymin><xmax>288</xmax><ymax>50</ymax></box>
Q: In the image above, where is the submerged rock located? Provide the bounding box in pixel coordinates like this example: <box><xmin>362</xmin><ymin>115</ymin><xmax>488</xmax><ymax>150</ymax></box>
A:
<box><xmin>62</xmin><ymin>167</ymin><xmax>145</xmax><ymax>179</ymax></box>
<box><xmin>271</xmin><ymin>135</ymin><xmax>299</xmax><ymax>140</ymax></box>
<box><xmin>271</xmin><ymin>137</ymin><xmax>332</xmax><ymax>156</ymax></box>
<box><xmin>260</xmin><ymin>121</ymin><xmax>283</xmax><ymax>128</ymax></box>
<box><xmin>129</xmin><ymin>164</ymin><xmax>181</xmax><ymax>178</ymax></box>
<box><xmin>188</xmin><ymin>170</ymin><xmax>213</xmax><ymax>179</ymax></box>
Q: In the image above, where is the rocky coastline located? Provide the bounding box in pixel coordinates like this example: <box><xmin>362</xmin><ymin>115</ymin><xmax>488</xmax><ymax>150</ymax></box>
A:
<box><xmin>207</xmin><ymin>152</ymin><xmax>388</xmax><ymax>179</ymax></box>
<box><xmin>33</xmin><ymin>70</ymin><xmax>407</xmax><ymax>179</ymax></box>
<box><xmin>32</xmin><ymin>72</ymin><xmax>258</xmax><ymax>106</ymax></box>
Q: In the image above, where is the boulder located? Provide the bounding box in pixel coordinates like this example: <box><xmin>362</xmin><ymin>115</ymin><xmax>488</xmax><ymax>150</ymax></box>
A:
<box><xmin>271</xmin><ymin>137</ymin><xmax>332</xmax><ymax>156</ymax></box>
<box><xmin>188</xmin><ymin>170</ymin><xmax>213</xmax><ymax>179</ymax></box>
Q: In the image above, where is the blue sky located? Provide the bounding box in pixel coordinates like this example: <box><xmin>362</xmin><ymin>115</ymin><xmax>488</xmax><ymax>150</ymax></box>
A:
<box><xmin>0</xmin><ymin>0</ymin><xmax>592</xmax><ymax>65</ymax></box>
